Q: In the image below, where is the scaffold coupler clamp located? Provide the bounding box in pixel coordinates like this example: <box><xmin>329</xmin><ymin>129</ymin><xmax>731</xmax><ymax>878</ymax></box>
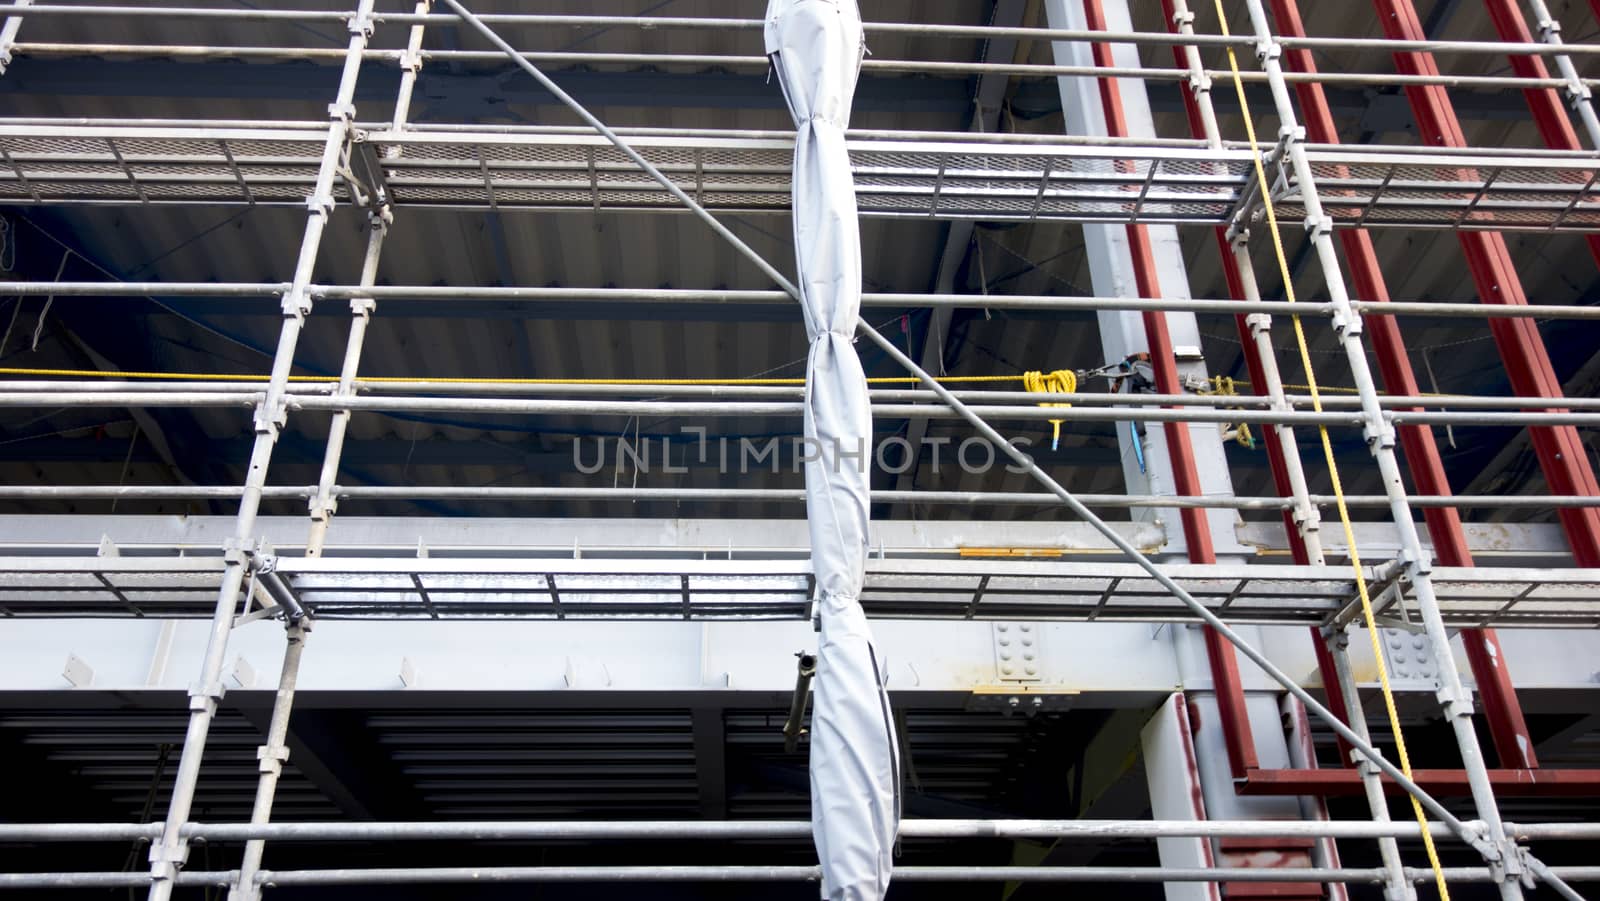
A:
<box><xmin>147</xmin><ymin>841</ymin><xmax>189</xmax><ymax>883</ymax></box>
<box><xmin>1362</xmin><ymin>410</ymin><xmax>1396</xmax><ymax>452</ymax></box>
<box><xmin>1347</xmin><ymin>742</ymin><xmax>1384</xmax><ymax>777</ymax></box>
<box><xmin>252</xmin><ymin>390</ymin><xmax>290</xmax><ymax>439</ymax></box>
<box><xmin>281</xmin><ymin>280</ymin><xmax>316</xmax><ymax>318</ymax></box>
<box><xmin>1395</xmin><ymin>543</ymin><xmax>1431</xmax><ymax>582</ymax></box>
<box><xmin>1252</xmin><ymin>36</ymin><xmax>1279</xmax><ymax>65</ymax></box>
<box><xmin>345</xmin><ymin>7</ymin><xmax>376</xmax><ymax>39</ymax></box>
<box><xmin>1329</xmin><ymin>296</ymin><xmax>1363</xmax><ymax>342</ymax></box>
<box><xmin>309</xmin><ymin>488</ymin><xmax>338</xmax><ymax>525</ymax></box>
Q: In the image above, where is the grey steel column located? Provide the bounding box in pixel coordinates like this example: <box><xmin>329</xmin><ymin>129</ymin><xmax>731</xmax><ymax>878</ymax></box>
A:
<box><xmin>144</xmin><ymin>3</ymin><xmax>377</xmax><ymax>900</ymax></box>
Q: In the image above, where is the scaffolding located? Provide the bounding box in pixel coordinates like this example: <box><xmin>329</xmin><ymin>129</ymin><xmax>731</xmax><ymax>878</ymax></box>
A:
<box><xmin>0</xmin><ymin>1</ymin><xmax>1599</xmax><ymax>899</ymax></box>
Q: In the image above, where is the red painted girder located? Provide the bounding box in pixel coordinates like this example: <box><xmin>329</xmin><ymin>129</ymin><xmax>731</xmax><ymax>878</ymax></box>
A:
<box><xmin>1371</xmin><ymin>0</ymin><xmax>1600</xmax><ymax>567</ymax></box>
<box><xmin>1270</xmin><ymin>0</ymin><xmax>1539</xmax><ymax>769</ymax></box>
<box><xmin>1480</xmin><ymin>0</ymin><xmax>1600</xmax><ymax>269</ymax></box>
<box><xmin>1239</xmin><ymin>767</ymin><xmax>1600</xmax><ymax>797</ymax></box>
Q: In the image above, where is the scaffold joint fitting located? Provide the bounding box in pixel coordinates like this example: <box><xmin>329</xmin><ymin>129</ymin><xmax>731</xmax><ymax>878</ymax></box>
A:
<box><xmin>253</xmin><ymin>397</ymin><xmax>289</xmax><ymax>436</ymax></box>
<box><xmin>1362</xmin><ymin>415</ymin><xmax>1396</xmax><ymax>451</ymax></box>
<box><xmin>1244</xmin><ymin>312</ymin><xmax>1271</xmax><ymax>333</ymax></box>
<box><xmin>281</xmin><ymin>286</ymin><xmax>315</xmax><ymax>317</ymax></box>
<box><xmin>398</xmin><ymin>48</ymin><xmax>423</xmax><ymax>72</ymax></box>
<box><xmin>1253</xmin><ymin>39</ymin><xmax>1279</xmax><ymax>63</ymax></box>
<box><xmin>308</xmin><ymin>494</ymin><xmax>337</xmax><ymax>522</ymax></box>
<box><xmin>346</xmin><ymin>10</ymin><xmax>375</xmax><ymax>37</ymax></box>
<box><xmin>256</xmin><ymin>744</ymin><xmax>290</xmax><ymax>776</ymax></box>
<box><xmin>188</xmin><ymin>680</ymin><xmax>225</xmax><ymax>710</ymax></box>
<box><xmin>148</xmin><ymin>845</ymin><xmax>188</xmax><ymax>872</ymax></box>
<box><xmin>349</xmin><ymin>296</ymin><xmax>376</xmax><ymax>316</ymax></box>
<box><xmin>1171</xmin><ymin>10</ymin><xmax>1194</xmax><ymax>27</ymax></box>
<box><xmin>1435</xmin><ymin>688</ymin><xmax>1476</xmax><ymax>722</ymax></box>
<box><xmin>305</xmin><ymin>192</ymin><xmax>337</xmax><ymax>219</ymax></box>
<box><xmin>1330</xmin><ymin>304</ymin><xmax>1362</xmax><ymax>338</ymax></box>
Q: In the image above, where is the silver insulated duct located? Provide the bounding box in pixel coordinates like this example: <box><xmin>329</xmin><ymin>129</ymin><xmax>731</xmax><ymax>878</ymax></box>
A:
<box><xmin>765</xmin><ymin>1</ymin><xmax>900</xmax><ymax>899</ymax></box>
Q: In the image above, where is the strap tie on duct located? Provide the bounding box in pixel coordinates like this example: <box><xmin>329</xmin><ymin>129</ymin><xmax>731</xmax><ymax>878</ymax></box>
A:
<box><xmin>1022</xmin><ymin>369</ymin><xmax>1076</xmax><ymax>451</ymax></box>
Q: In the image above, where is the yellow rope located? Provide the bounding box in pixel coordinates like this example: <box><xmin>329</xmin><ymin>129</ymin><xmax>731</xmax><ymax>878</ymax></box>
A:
<box><xmin>1198</xmin><ymin>375</ymin><xmax>1255</xmax><ymax>449</ymax></box>
<box><xmin>1212</xmin><ymin>3</ymin><xmax>1451</xmax><ymax>896</ymax></box>
<box><xmin>1022</xmin><ymin>369</ymin><xmax>1076</xmax><ymax>450</ymax></box>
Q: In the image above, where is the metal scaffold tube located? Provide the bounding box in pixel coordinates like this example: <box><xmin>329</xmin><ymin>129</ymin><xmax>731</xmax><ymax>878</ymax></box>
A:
<box><xmin>11</xmin><ymin>386</ymin><xmax>1600</xmax><ymax>427</ymax></box>
<box><xmin>1229</xmin><ymin>0</ymin><xmax>1547</xmax><ymax>896</ymax></box>
<box><xmin>0</xmin><ymin>1</ymin><xmax>1594</xmax><ymax>895</ymax></box>
<box><xmin>4</xmin><ymin>866</ymin><xmax>1600</xmax><ymax>890</ymax></box>
<box><xmin>141</xmin><ymin>3</ymin><xmax>379</xmax><ymax>899</ymax></box>
<box><xmin>2</xmin><ymin>281</ymin><xmax>1600</xmax><ymax>320</ymax></box>
<box><xmin>230</xmin><ymin>3</ymin><xmax>427</xmax><ymax>892</ymax></box>
<box><xmin>417</xmin><ymin>14</ymin><xmax>1580</xmax><ymax>883</ymax></box>
<box><xmin>8</xmin><ymin>817</ymin><xmax>1600</xmax><ymax>843</ymax></box>
<box><xmin>12</xmin><ymin>3</ymin><xmax>1600</xmax><ymax>63</ymax></box>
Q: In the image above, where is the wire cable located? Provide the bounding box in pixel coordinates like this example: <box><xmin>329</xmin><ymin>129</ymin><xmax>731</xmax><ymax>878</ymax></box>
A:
<box><xmin>1212</xmin><ymin>2</ymin><xmax>1452</xmax><ymax>897</ymax></box>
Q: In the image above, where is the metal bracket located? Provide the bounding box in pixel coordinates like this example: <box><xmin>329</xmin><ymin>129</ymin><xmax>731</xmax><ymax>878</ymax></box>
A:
<box><xmin>348</xmin><ymin>137</ymin><xmax>393</xmax><ymax>213</ymax></box>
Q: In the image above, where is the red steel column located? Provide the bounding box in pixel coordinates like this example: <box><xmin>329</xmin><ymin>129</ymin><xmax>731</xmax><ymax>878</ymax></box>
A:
<box><xmin>1370</xmin><ymin>0</ymin><xmax>1600</xmax><ymax>570</ymax></box>
<box><xmin>1481</xmin><ymin>0</ymin><xmax>1600</xmax><ymax>269</ymax></box>
<box><xmin>1082</xmin><ymin>0</ymin><xmax>1260</xmax><ymax>783</ymax></box>
<box><xmin>1272</xmin><ymin>0</ymin><xmax>1539</xmax><ymax>769</ymax></box>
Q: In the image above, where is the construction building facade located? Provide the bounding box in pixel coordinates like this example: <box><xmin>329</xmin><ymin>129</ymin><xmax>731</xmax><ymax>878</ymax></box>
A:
<box><xmin>0</xmin><ymin>0</ymin><xmax>1599</xmax><ymax>898</ymax></box>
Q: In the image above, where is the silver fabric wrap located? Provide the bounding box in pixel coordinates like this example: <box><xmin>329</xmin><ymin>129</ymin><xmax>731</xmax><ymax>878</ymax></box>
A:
<box><xmin>765</xmin><ymin>2</ymin><xmax>899</xmax><ymax>899</ymax></box>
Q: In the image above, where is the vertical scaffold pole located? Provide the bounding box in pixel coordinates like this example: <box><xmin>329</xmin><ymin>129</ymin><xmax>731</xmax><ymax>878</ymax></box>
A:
<box><xmin>228</xmin><ymin>220</ymin><xmax>389</xmax><ymax>901</ymax></box>
<box><xmin>1267</xmin><ymin>0</ymin><xmax>1540</xmax><ymax>773</ymax></box>
<box><xmin>229</xmin><ymin>7</ymin><xmax>430</xmax><ymax>896</ymax></box>
<box><xmin>0</xmin><ymin>0</ymin><xmax>31</xmax><ymax>74</ymax></box>
<box><xmin>1323</xmin><ymin>627</ymin><xmax>1417</xmax><ymax>901</ymax></box>
<box><xmin>1164</xmin><ymin>3</ymin><xmax>1389</xmax><ymax>896</ymax></box>
<box><xmin>144</xmin><ymin>3</ymin><xmax>377</xmax><ymax>900</ymax></box>
<box><xmin>1233</xmin><ymin>0</ymin><xmax>1526</xmax><ymax>896</ymax></box>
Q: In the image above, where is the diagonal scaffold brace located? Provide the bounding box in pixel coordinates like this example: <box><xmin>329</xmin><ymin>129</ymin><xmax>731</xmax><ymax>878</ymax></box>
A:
<box><xmin>431</xmin><ymin>2</ymin><xmax>1581</xmax><ymax>898</ymax></box>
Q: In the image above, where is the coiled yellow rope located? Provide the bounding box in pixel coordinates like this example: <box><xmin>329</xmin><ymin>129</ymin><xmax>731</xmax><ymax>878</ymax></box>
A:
<box><xmin>1022</xmin><ymin>369</ymin><xmax>1076</xmax><ymax>450</ymax></box>
<box><xmin>1212</xmin><ymin>1</ymin><xmax>1451</xmax><ymax>896</ymax></box>
<box><xmin>1198</xmin><ymin>375</ymin><xmax>1255</xmax><ymax>449</ymax></box>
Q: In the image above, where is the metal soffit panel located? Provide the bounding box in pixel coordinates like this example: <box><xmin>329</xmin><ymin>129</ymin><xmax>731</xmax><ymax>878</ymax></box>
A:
<box><xmin>3</xmin><ymin>125</ymin><xmax>1600</xmax><ymax>230</ymax></box>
